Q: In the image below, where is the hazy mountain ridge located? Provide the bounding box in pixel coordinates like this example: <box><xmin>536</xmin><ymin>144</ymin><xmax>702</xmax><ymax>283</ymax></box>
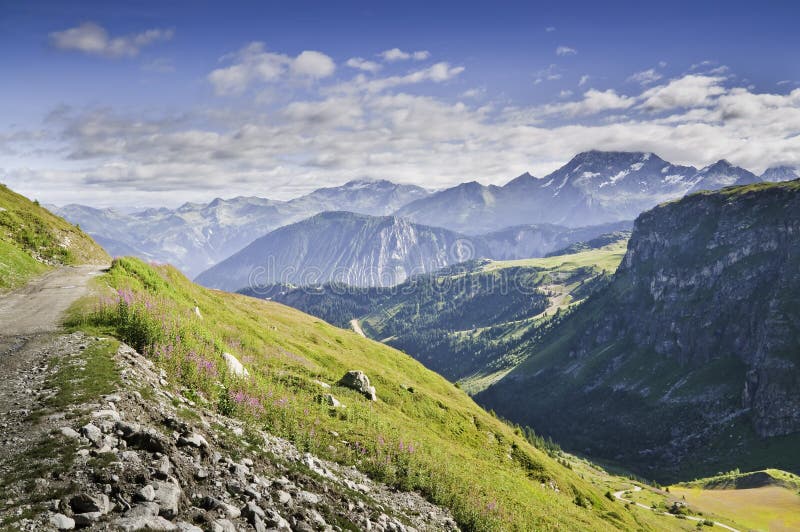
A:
<box><xmin>196</xmin><ymin>211</ymin><xmax>631</xmax><ymax>290</ymax></box>
<box><xmin>476</xmin><ymin>179</ymin><xmax>800</xmax><ymax>481</ymax></box>
<box><xmin>52</xmin><ymin>179</ymin><xmax>429</xmax><ymax>277</ymax></box>
<box><xmin>54</xmin><ymin>151</ymin><xmax>777</xmax><ymax>277</ymax></box>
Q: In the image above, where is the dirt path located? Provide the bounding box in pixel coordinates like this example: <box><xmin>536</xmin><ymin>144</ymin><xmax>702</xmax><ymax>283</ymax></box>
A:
<box><xmin>0</xmin><ymin>265</ymin><xmax>106</xmax><ymax>336</ymax></box>
<box><xmin>350</xmin><ymin>318</ymin><xmax>366</xmax><ymax>337</ymax></box>
<box><xmin>612</xmin><ymin>485</ymin><xmax>741</xmax><ymax>531</ymax></box>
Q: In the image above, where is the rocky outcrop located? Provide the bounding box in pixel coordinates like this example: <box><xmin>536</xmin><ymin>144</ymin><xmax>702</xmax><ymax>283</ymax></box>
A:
<box><xmin>478</xmin><ymin>180</ymin><xmax>800</xmax><ymax>480</ymax></box>
<box><xmin>0</xmin><ymin>333</ymin><xmax>458</xmax><ymax>531</ymax></box>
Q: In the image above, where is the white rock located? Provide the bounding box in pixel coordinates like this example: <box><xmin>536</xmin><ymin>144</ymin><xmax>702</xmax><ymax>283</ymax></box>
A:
<box><xmin>59</xmin><ymin>427</ymin><xmax>81</xmax><ymax>440</ymax></box>
<box><xmin>49</xmin><ymin>513</ymin><xmax>75</xmax><ymax>530</ymax></box>
<box><xmin>222</xmin><ymin>353</ymin><xmax>250</xmax><ymax>378</ymax></box>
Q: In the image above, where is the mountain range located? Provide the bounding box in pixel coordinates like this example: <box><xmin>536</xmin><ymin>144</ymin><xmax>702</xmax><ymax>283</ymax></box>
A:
<box><xmin>51</xmin><ymin>179</ymin><xmax>429</xmax><ymax>277</ymax></box>
<box><xmin>195</xmin><ymin>211</ymin><xmax>631</xmax><ymax>290</ymax></box>
<box><xmin>52</xmin><ymin>151</ymin><xmax>788</xmax><ymax>278</ymax></box>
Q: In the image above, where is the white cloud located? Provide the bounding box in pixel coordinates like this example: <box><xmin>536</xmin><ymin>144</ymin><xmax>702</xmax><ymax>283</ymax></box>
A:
<box><xmin>640</xmin><ymin>75</ymin><xmax>726</xmax><ymax>111</ymax></box>
<box><xmin>534</xmin><ymin>64</ymin><xmax>562</xmax><ymax>84</ymax></box>
<box><xmin>545</xmin><ymin>26</ymin><xmax>556</xmax><ymax>32</ymax></box>
<box><xmin>290</xmin><ymin>50</ymin><xmax>336</xmax><ymax>78</ymax></box>
<box><xmin>529</xmin><ymin>89</ymin><xmax>634</xmax><ymax>118</ymax></box>
<box><xmin>461</xmin><ymin>87</ymin><xmax>486</xmax><ymax>99</ymax></box>
<box><xmin>337</xmin><ymin>62</ymin><xmax>465</xmax><ymax>94</ymax></box>
<box><xmin>49</xmin><ymin>22</ymin><xmax>173</xmax><ymax>58</ymax></box>
<box><xmin>9</xmin><ymin>56</ymin><xmax>800</xmax><ymax>207</ymax></box>
<box><xmin>346</xmin><ymin>57</ymin><xmax>382</xmax><ymax>73</ymax></box>
<box><xmin>628</xmin><ymin>68</ymin><xmax>662</xmax><ymax>86</ymax></box>
<box><xmin>207</xmin><ymin>42</ymin><xmax>335</xmax><ymax>95</ymax></box>
<box><xmin>555</xmin><ymin>45</ymin><xmax>577</xmax><ymax>56</ymax></box>
<box><xmin>380</xmin><ymin>48</ymin><xmax>431</xmax><ymax>62</ymax></box>
<box><xmin>578</xmin><ymin>75</ymin><xmax>590</xmax><ymax>87</ymax></box>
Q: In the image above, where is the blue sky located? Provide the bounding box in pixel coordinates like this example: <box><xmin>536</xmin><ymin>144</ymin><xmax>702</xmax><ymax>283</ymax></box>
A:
<box><xmin>2</xmin><ymin>0</ymin><xmax>800</xmax><ymax>206</ymax></box>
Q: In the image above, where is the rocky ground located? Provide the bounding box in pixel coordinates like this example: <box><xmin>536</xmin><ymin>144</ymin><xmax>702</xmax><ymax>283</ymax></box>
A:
<box><xmin>0</xmin><ymin>331</ymin><xmax>459</xmax><ymax>531</ymax></box>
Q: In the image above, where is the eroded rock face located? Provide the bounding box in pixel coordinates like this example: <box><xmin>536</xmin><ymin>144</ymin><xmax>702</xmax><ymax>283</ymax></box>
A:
<box><xmin>338</xmin><ymin>370</ymin><xmax>377</xmax><ymax>401</ymax></box>
<box><xmin>611</xmin><ymin>185</ymin><xmax>800</xmax><ymax>437</ymax></box>
<box><xmin>478</xmin><ymin>181</ymin><xmax>800</xmax><ymax>480</ymax></box>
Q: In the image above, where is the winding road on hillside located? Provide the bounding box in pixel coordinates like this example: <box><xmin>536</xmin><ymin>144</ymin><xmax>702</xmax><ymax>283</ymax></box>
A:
<box><xmin>612</xmin><ymin>485</ymin><xmax>740</xmax><ymax>531</ymax></box>
<box><xmin>0</xmin><ymin>265</ymin><xmax>106</xmax><ymax>336</ymax></box>
<box><xmin>350</xmin><ymin>318</ymin><xmax>366</xmax><ymax>338</ymax></box>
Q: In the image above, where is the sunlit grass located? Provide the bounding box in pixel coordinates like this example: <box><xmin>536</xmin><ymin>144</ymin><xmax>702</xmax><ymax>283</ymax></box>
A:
<box><xmin>65</xmin><ymin>256</ymin><xmax>672</xmax><ymax>531</ymax></box>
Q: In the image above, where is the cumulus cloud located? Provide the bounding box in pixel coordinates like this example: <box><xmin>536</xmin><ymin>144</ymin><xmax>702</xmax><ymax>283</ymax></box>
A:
<box><xmin>628</xmin><ymin>68</ymin><xmax>662</xmax><ymax>86</ymax></box>
<box><xmin>290</xmin><ymin>50</ymin><xmax>336</xmax><ymax>78</ymax></box>
<box><xmin>346</xmin><ymin>57</ymin><xmax>382</xmax><ymax>73</ymax></box>
<box><xmin>208</xmin><ymin>42</ymin><xmax>335</xmax><ymax>95</ymax></box>
<box><xmin>555</xmin><ymin>46</ymin><xmax>577</xmax><ymax>56</ymax></box>
<box><xmin>49</xmin><ymin>22</ymin><xmax>173</xmax><ymax>58</ymax></box>
<box><xmin>380</xmin><ymin>48</ymin><xmax>430</xmax><ymax>62</ymax></box>
<box><xmin>640</xmin><ymin>75</ymin><xmax>726</xmax><ymax>111</ymax></box>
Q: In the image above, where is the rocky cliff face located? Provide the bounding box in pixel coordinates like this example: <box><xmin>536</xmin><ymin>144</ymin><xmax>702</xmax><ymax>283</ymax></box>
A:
<box><xmin>609</xmin><ymin>182</ymin><xmax>800</xmax><ymax>437</ymax></box>
<box><xmin>477</xmin><ymin>180</ymin><xmax>800</xmax><ymax>480</ymax></box>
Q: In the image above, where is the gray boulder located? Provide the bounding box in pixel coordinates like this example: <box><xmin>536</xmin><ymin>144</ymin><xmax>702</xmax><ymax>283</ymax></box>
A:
<box><xmin>338</xmin><ymin>371</ymin><xmax>377</xmax><ymax>401</ymax></box>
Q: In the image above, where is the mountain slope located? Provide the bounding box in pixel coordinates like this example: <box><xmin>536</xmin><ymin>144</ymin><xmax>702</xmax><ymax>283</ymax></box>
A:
<box><xmin>195</xmin><ymin>211</ymin><xmax>484</xmax><ymax>290</ymax></box>
<box><xmin>196</xmin><ymin>211</ymin><xmax>632</xmax><ymax>291</ymax></box>
<box><xmin>477</xmin><ymin>179</ymin><xmax>800</xmax><ymax>482</ymax></box>
<box><xmin>67</xmin><ymin>256</ymin><xmax>680</xmax><ymax>531</ymax></box>
<box><xmin>0</xmin><ymin>184</ymin><xmax>108</xmax><ymax>290</ymax></box>
<box><xmin>245</xmin><ymin>236</ymin><xmax>628</xmax><ymax>393</ymax></box>
<box><xmin>52</xmin><ymin>179</ymin><xmax>429</xmax><ymax>277</ymax></box>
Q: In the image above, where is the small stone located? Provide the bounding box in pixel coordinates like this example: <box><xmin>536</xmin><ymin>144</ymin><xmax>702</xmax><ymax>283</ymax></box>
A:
<box><xmin>298</xmin><ymin>491</ymin><xmax>320</xmax><ymax>505</ymax></box>
<box><xmin>177</xmin><ymin>522</ymin><xmax>203</xmax><ymax>532</ymax></box>
<box><xmin>323</xmin><ymin>394</ymin><xmax>343</xmax><ymax>408</ymax></box>
<box><xmin>276</xmin><ymin>490</ymin><xmax>291</xmax><ymax>504</ymax></box>
<box><xmin>153</xmin><ymin>480</ymin><xmax>181</xmax><ymax>519</ymax></box>
<box><xmin>126</xmin><ymin>502</ymin><xmax>160</xmax><ymax>518</ymax></box>
<box><xmin>114</xmin><ymin>515</ymin><xmax>177</xmax><ymax>531</ymax></box>
<box><xmin>264</xmin><ymin>509</ymin><xmax>291</xmax><ymax>530</ymax></box>
<box><xmin>242</xmin><ymin>500</ymin><xmax>265</xmax><ymax>524</ymax></box>
<box><xmin>72</xmin><ymin>512</ymin><xmax>103</xmax><ymax>526</ymax></box>
<box><xmin>59</xmin><ymin>427</ymin><xmax>81</xmax><ymax>440</ymax></box>
<box><xmin>92</xmin><ymin>409</ymin><xmax>121</xmax><ymax>421</ymax></box>
<box><xmin>211</xmin><ymin>518</ymin><xmax>237</xmax><ymax>532</ymax></box>
<box><xmin>49</xmin><ymin>513</ymin><xmax>75</xmax><ymax>530</ymax></box>
<box><xmin>135</xmin><ymin>485</ymin><xmax>156</xmax><ymax>502</ymax></box>
<box><xmin>80</xmin><ymin>423</ymin><xmax>103</xmax><ymax>445</ymax></box>
<box><xmin>337</xmin><ymin>370</ymin><xmax>377</xmax><ymax>401</ymax></box>
<box><xmin>154</xmin><ymin>455</ymin><xmax>172</xmax><ymax>479</ymax></box>
<box><xmin>69</xmin><ymin>493</ymin><xmax>111</xmax><ymax>514</ymax></box>
<box><xmin>178</xmin><ymin>432</ymin><xmax>208</xmax><ymax>449</ymax></box>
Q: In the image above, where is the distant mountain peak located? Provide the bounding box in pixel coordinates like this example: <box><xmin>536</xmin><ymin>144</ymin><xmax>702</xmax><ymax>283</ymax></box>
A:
<box><xmin>761</xmin><ymin>165</ymin><xmax>800</xmax><ymax>182</ymax></box>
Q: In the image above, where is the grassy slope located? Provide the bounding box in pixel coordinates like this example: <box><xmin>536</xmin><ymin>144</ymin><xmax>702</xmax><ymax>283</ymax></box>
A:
<box><xmin>665</xmin><ymin>469</ymin><xmax>800</xmax><ymax>531</ymax></box>
<box><xmin>0</xmin><ymin>184</ymin><xmax>108</xmax><ymax>290</ymax></box>
<box><xmin>68</xmin><ymin>257</ymin><xmax>685</xmax><ymax>531</ymax></box>
<box><xmin>249</xmin><ymin>239</ymin><xmax>627</xmax><ymax>395</ymax></box>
